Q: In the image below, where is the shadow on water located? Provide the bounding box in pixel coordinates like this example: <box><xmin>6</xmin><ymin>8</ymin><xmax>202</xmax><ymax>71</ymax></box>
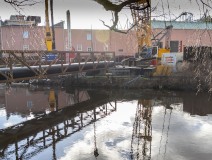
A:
<box><xmin>0</xmin><ymin>86</ymin><xmax>212</xmax><ymax>159</ymax></box>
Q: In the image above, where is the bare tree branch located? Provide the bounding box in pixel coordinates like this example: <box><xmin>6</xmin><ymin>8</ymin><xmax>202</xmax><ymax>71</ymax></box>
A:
<box><xmin>4</xmin><ymin>0</ymin><xmax>40</xmax><ymax>6</ymax></box>
<box><xmin>100</xmin><ymin>19</ymin><xmax>137</xmax><ymax>34</ymax></box>
<box><xmin>93</xmin><ymin>0</ymin><xmax>150</xmax><ymax>32</ymax></box>
<box><xmin>199</xmin><ymin>0</ymin><xmax>212</xmax><ymax>9</ymax></box>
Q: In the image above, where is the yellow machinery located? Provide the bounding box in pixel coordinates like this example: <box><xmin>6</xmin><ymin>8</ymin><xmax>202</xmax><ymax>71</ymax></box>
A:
<box><xmin>48</xmin><ymin>89</ymin><xmax>56</xmax><ymax>110</ymax></box>
<box><xmin>152</xmin><ymin>25</ymin><xmax>173</xmax><ymax>59</ymax></box>
<box><xmin>130</xmin><ymin>0</ymin><xmax>152</xmax><ymax>58</ymax></box>
<box><xmin>130</xmin><ymin>0</ymin><xmax>173</xmax><ymax>61</ymax></box>
<box><xmin>153</xmin><ymin>12</ymin><xmax>191</xmax><ymax>59</ymax></box>
<box><xmin>45</xmin><ymin>0</ymin><xmax>52</xmax><ymax>51</ymax></box>
<box><xmin>131</xmin><ymin>98</ymin><xmax>153</xmax><ymax>159</ymax></box>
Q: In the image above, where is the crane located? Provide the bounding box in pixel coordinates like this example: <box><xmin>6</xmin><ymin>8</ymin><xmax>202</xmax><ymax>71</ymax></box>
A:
<box><xmin>121</xmin><ymin>0</ymin><xmax>152</xmax><ymax>66</ymax></box>
<box><xmin>45</xmin><ymin>0</ymin><xmax>52</xmax><ymax>51</ymax></box>
<box><xmin>130</xmin><ymin>0</ymin><xmax>152</xmax><ymax>59</ymax></box>
<box><xmin>152</xmin><ymin>12</ymin><xmax>194</xmax><ymax>59</ymax></box>
<box><xmin>130</xmin><ymin>7</ymin><xmax>193</xmax><ymax>62</ymax></box>
<box><xmin>151</xmin><ymin>25</ymin><xmax>173</xmax><ymax>59</ymax></box>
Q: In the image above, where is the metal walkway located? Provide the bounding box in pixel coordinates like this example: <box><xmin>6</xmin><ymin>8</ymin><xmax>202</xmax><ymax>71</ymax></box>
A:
<box><xmin>0</xmin><ymin>50</ymin><xmax>115</xmax><ymax>83</ymax></box>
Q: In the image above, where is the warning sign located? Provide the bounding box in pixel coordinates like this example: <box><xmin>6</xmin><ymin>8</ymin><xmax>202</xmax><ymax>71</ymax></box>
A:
<box><xmin>161</xmin><ymin>53</ymin><xmax>177</xmax><ymax>66</ymax></box>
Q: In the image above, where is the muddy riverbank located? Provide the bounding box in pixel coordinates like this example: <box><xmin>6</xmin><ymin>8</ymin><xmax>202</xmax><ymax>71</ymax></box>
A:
<box><xmin>62</xmin><ymin>72</ymin><xmax>201</xmax><ymax>91</ymax></box>
<box><xmin>28</xmin><ymin>69</ymin><xmax>209</xmax><ymax>92</ymax></box>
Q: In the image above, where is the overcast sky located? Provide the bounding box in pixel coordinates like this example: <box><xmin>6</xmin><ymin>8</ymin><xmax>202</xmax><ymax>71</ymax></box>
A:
<box><xmin>0</xmin><ymin>0</ymin><xmax>211</xmax><ymax>29</ymax></box>
<box><xmin>152</xmin><ymin>0</ymin><xmax>211</xmax><ymax>21</ymax></box>
<box><xmin>0</xmin><ymin>0</ymin><xmax>131</xmax><ymax>29</ymax></box>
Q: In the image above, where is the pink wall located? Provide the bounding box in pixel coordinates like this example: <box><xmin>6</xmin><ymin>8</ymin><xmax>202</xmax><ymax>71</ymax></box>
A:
<box><xmin>153</xmin><ymin>28</ymin><xmax>212</xmax><ymax>48</ymax></box>
<box><xmin>1</xmin><ymin>26</ymin><xmax>46</xmax><ymax>50</ymax></box>
<box><xmin>4</xmin><ymin>87</ymin><xmax>90</xmax><ymax>117</ymax></box>
<box><xmin>55</xmin><ymin>28</ymin><xmax>138</xmax><ymax>56</ymax></box>
<box><xmin>0</xmin><ymin>25</ymin><xmax>211</xmax><ymax>57</ymax></box>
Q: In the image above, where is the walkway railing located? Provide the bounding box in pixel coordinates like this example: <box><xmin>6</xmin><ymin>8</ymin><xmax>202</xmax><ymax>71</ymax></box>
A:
<box><xmin>0</xmin><ymin>50</ymin><xmax>115</xmax><ymax>83</ymax></box>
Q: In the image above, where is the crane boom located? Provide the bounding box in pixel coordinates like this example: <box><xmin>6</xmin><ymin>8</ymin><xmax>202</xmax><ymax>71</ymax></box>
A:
<box><xmin>45</xmin><ymin>0</ymin><xmax>52</xmax><ymax>51</ymax></box>
<box><xmin>131</xmin><ymin>0</ymin><xmax>151</xmax><ymax>52</ymax></box>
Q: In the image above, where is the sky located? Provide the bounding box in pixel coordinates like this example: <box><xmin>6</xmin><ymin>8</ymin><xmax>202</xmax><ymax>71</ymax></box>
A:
<box><xmin>152</xmin><ymin>0</ymin><xmax>211</xmax><ymax>21</ymax></box>
<box><xmin>0</xmin><ymin>0</ymin><xmax>211</xmax><ymax>29</ymax></box>
<box><xmin>0</xmin><ymin>0</ymin><xmax>132</xmax><ymax>29</ymax></box>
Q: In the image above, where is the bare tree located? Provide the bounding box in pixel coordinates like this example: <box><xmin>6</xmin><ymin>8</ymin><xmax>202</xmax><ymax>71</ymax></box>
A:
<box><xmin>93</xmin><ymin>0</ymin><xmax>150</xmax><ymax>33</ymax></box>
<box><xmin>3</xmin><ymin>0</ymin><xmax>150</xmax><ymax>33</ymax></box>
<box><xmin>4</xmin><ymin>0</ymin><xmax>40</xmax><ymax>7</ymax></box>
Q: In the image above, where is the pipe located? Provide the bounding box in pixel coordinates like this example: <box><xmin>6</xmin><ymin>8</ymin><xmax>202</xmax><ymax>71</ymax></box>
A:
<box><xmin>0</xmin><ymin>61</ymin><xmax>115</xmax><ymax>81</ymax></box>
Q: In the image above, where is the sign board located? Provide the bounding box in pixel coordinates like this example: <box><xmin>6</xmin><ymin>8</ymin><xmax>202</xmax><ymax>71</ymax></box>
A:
<box><xmin>161</xmin><ymin>52</ymin><xmax>183</xmax><ymax>72</ymax></box>
<box><xmin>161</xmin><ymin>53</ymin><xmax>177</xmax><ymax>66</ymax></box>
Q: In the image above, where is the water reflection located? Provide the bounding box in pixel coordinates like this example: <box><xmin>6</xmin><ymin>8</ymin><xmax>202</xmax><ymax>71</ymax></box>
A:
<box><xmin>0</xmin><ymin>87</ymin><xmax>212</xmax><ymax>160</ymax></box>
<box><xmin>0</xmin><ymin>86</ymin><xmax>90</xmax><ymax>128</ymax></box>
<box><xmin>0</xmin><ymin>85</ymin><xmax>116</xmax><ymax>160</ymax></box>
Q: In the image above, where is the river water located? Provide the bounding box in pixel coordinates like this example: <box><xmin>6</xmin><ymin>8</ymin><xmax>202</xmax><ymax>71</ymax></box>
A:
<box><xmin>0</xmin><ymin>84</ymin><xmax>212</xmax><ymax>160</ymax></box>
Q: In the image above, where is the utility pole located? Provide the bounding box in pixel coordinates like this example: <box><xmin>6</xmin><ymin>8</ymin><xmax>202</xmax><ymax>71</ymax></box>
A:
<box><xmin>67</xmin><ymin>10</ymin><xmax>71</xmax><ymax>51</ymax></box>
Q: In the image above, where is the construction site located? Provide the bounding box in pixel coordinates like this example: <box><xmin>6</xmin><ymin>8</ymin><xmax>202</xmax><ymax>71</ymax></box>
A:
<box><xmin>0</xmin><ymin>0</ymin><xmax>212</xmax><ymax>160</ymax></box>
<box><xmin>0</xmin><ymin>0</ymin><xmax>211</xmax><ymax>91</ymax></box>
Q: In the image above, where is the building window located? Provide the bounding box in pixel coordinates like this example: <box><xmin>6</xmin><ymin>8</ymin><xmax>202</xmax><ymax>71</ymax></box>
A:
<box><xmin>23</xmin><ymin>31</ymin><xmax>29</xmax><ymax>38</ymax></box>
<box><xmin>158</xmin><ymin>42</ymin><xmax>163</xmax><ymax>48</ymax></box>
<box><xmin>87</xmin><ymin>33</ymin><xmax>91</xmax><ymax>40</ymax></box>
<box><xmin>118</xmin><ymin>49</ymin><xmax>123</xmax><ymax>52</ymax></box>
<box><xmin>23</xmin><ymin>45</ymin><xmax>29</xmax><ymax>50</ymax></box>
<box><xmin>27</xmin><ymin>101</ymin><xmax>33</xmax><ymax>108</ymax></box>
<box><xmin>77</xmin><ymin>44</ymin><xmax>82</xmax><ymax>51</ymax></box>
<box><xmin>104</xmin><ymin>45</ymin><xmax>108</xmax><ymax>51</ymax></box>
<box><xmin>87</xmin><ymin>47</ymin><xmax>92</xmax><ymax>51</ymax></box>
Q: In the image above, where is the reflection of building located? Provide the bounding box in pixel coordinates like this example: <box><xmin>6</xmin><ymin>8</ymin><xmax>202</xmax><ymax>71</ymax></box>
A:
<box><xmin>0</xmin><ymin>87</ymin><xmax>5</xmax><ymax>106</ymax></box>
<box><xmin>0</xmin><ymin>90</ymin><xmax>115</xmax><ymax>160</ymax></box>
<box><xmin>3</xmin><ymin>87</ymin><xmax>90</xmax><ymax>118</ymax></box>
<box><xmin>5</xmin><ymin>87</ymin><xmax>49</xmax><ymax>117</ymax></box>
<box><xmin>182</xmin><ymin>92</ymin><xmax>212</xmax><ymax>116</ymax></box>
